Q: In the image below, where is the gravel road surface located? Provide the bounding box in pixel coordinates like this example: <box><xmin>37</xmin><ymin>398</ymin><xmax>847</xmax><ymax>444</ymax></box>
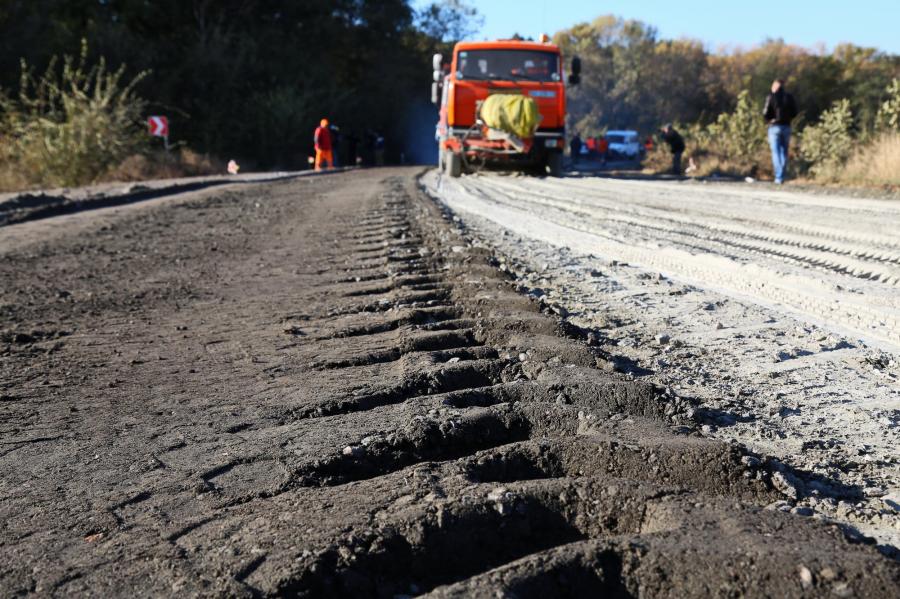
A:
<box><xmin>2</xmin><ymin>168</ymin><xmax>898</xmax><ymax>596</ymax></box>
<box><xmin>424</xmin><ymin>170</ymin><xmax>900</xmax><ymax>552</ymax></box>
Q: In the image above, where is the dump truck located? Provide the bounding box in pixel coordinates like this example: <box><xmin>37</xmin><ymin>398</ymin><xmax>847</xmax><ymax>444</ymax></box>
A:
<box><xmin>431</xmin><ymin>36</ymin><xmax>580</xmax><ymax>177</ymax></box>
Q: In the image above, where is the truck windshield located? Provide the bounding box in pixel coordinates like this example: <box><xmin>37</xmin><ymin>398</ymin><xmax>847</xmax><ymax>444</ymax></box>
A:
<box><xmin>457</xmin><ymin>50</ymin><xmax>560</xmax><ymax>83</ymax></box>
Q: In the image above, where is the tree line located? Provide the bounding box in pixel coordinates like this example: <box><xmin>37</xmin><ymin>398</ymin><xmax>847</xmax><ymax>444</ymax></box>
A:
<box><xmin>0</xmin><ymin>0</ymin><xmax>472</xmax><ymax>174</ymax></box>
<box><xmin>554</xmin><ymin>15</ymin><xmax>900</xmax><ymax>138</ymax></box>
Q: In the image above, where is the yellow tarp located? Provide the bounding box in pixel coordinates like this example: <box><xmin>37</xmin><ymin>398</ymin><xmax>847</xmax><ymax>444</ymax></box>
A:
<box><xmin>480</xmin><ymin>94</ymin><xmax>540</xmax><ymax>139</ymax></box>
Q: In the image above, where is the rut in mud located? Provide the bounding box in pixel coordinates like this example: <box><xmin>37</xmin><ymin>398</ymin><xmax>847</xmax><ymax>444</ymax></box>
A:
<box><xmin>1</xmin><ymin>168</ymin><xmax>897</xmax><ymax>597</ymax></box>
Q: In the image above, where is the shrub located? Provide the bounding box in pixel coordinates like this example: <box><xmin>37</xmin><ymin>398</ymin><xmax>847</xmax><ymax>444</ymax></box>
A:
<box><xmin>643</xmin><ymin>92</ymin><xmax>772</xmax><ymax>179</ymax></box>
<box><xmin>875</xmin><ymin>78</ymin><xmax>900</xmax><ymax>132</ymax></box>
<box><xmin>706</xmin><ymin>90</ymin><xmax>768</xmax><ymax>169</ymax></box>
<box><xmin>0</xmin><ymin>40</ymin><xmax>148</xmax><ymax>190</ymax></box>
<box><xmin>798</xmin><ymin>99</ymin><xmax>854</xmax><ymax>180</ymax></box>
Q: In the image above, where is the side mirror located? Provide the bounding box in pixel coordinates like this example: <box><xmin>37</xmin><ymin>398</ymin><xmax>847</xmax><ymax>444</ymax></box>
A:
<box><xmin>432</xmin><ymin>53</ymin><xmax>443</xmax><ymax>71</ymax></box>
<box><xmin>568</xmin><ymin>56</ymin><xmax>581</xmax><ymax>85</ymax></box>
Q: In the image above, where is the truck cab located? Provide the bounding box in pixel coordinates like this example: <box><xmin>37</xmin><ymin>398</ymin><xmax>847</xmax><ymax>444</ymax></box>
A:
<box><xmin>432</xmin><ymin>38</ymin><xmax>579</xmax><ymax>177</ymax></box>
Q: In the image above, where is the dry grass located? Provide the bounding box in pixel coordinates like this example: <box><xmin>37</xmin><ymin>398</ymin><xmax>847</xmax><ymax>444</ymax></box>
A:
<box><xmin>105</xmin><ymin>148</ymin><xmax>224</xmax><ymax>183</ymax></box>
<box><xmin>835</xmin><ymin>133</ymin><xmax>900</xmax><ymax>189</ymax></box>
<box><xmin>643</xmin><ymin>141</ymin><xmax>774</xmax><ymax>180</ymax></box>
<box><xmin>0</xmin><ymin>148</ymin><xmax>224</xmax><ymax>193</ymax></box>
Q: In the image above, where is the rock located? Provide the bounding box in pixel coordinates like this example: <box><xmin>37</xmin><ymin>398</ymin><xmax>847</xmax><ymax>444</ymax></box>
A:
<box><xmin>655</xmin><ymin>333</ymin><xmax>670</xmax><ymax>345</ymax></box>
<box><xmin>772</xmin><ymin>471</ymin><xmax>801</xmax><ymax>500</ymax></box>
<box><xmin>819</xmin><ymin>567</ymin><xmax>837</xmax><ymax>581</ymax></box>
<box><xmin>487</xmin><ymin>487</ymin><xmax>508</xmax><ymax>501</ymax></box>
<box><xmin>798</xmin><ymin>565</ymin><xmax>813</xmax><ymax>589</ymax></box>
<box><xmin>881</xmin><ymin>493</ymin><xmax>900</xmax><ymax>512</ymax></box>
<box><xmin>342</xmin><ymin>445</ymin><xmax>365</xmax><ymax>457</ymax></box>
<box><xmin>715</xmin><ymin>322</ymin><xmax>725</xmax><ymax>330</ymax></box>
<box><xmin>791</xmin><ymin>506</ymin><xmax>814</xmax><ymax>517</ymax></box>
<box><xmin>701</xmin><ymin>424</ymin><xmax>716</xmax><ymax>434</ymax></box>
<box><xmin>772</xmin><ymin>349</ymin><xmax>792</xmax><ymax>363</ymax></box>
<box><xmin>863</xmin><ymin>486</ymin><xmax>885</xmax><ymax>498</ymax></box>
<box><xmin>551</xmin><ymin>304</ymin><xmax>569</xmax><ymax>318</ymax></box>
<box><xmin>765</xmin><ymin>500</ymin><xmax>792</xmax><ymax>512</ymax></box>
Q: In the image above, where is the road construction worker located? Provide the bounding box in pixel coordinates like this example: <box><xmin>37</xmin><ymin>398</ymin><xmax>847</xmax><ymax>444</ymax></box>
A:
<box><xmin>660</xmin><ymin>124</ymin><xmax>685</xmax><ymax>175</ymax></box>
<box><xmin>597</xmin><ymin>136</ymin><xmax>609</xmax><ymax>165</ymax></box>
<box><xmin>314</xmin><ymin>118</ymin><xmax>333</xmax><ymax>170</ymax></box>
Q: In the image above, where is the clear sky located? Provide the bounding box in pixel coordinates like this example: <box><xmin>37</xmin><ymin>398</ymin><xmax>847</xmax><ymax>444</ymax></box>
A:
<box><xmin>414</xmin><ymin>0</ymin><xmax>900</xmax><ymax>54</ymax></box>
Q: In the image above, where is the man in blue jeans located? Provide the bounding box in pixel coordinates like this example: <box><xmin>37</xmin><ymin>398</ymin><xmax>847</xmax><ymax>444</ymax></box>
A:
<box><xmin>763</xmin><ymin>79</ymin><xmax>798</xmax><ymax>184</ymax></box>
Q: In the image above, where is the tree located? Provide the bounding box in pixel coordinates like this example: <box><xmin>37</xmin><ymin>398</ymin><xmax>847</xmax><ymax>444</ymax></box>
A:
<box><xmin>416</xmin><ymin>0</ymin><xmax>483</xmax><ymax>44</ymax></box>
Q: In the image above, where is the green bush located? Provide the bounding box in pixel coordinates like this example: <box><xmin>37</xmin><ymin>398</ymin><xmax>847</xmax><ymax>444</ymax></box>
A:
<box><xmin>706</xmin><ymin>90</ymin><xmax>768</xmax><ymax>168</ymax></box>
<box><xmin>0</xmin><ymin>40</ymin><xmax>148</xmax><ymax>189</ymax></box>
<box><xmin>875</xmin><ymin>78</ymin><xmax>900</xmax><ymax>132</ymax></box>
<box><xmin>798</xmin><ymin>99</ymin><xmax>854</xmax><ymax>179</ymax></box>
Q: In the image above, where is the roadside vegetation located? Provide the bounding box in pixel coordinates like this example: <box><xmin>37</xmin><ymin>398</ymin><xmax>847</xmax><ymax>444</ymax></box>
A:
<box><xmin>556</xmin><ymin>16</ymin><xmax>900</xmax><ymax>189</ymax></box>
<box><xmin>0</xmin><ymin>0</ymin><xmax>476</xmax><ymax>192</ymax></box>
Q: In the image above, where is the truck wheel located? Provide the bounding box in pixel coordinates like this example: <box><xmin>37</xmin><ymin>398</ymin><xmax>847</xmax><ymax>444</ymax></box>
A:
<box><xmin>546</xmin><ymin>152</ymin><xmax>563</xmax><ymax>177</ymax></box>
<box><xmin>446</xmin><ymin>150</ymin><xmax>462</xmax><ymax>178</ymax></box>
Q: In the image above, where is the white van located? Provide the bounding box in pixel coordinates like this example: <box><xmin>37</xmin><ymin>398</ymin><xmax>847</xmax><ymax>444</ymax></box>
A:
<box><xmin>605</xmin><ymin>130</ymin><xmax>642</xmax><ymax>160</ymax></box>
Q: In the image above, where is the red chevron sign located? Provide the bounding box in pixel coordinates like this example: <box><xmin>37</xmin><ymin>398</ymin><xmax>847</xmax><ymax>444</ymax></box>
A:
<box><xmin>148</xmin><ymin>116</ymin><xmax>169</xmax><ymax>138</ymax></box>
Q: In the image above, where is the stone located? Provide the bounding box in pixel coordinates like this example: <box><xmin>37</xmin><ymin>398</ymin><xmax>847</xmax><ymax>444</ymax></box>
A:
<box><xmin>798</xmin><ymin>565</ymin><xmax>813</xmax><ymax>589</ymax></box>
<box><xmin>772</xmin><ymin>471</ymin><xmax>800</xmax><ymax>500</ymax></box>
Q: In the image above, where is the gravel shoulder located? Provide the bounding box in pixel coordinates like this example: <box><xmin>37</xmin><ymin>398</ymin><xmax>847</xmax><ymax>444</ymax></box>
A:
<box><xmin>1</xmin><ymin>168</ymin><xmax>898</xmax><ymax>596</ymax></box>
<box><xmin>423</xmin><ymin>169</ymin><xmax>900</xmax><ymax>551</ymax></box>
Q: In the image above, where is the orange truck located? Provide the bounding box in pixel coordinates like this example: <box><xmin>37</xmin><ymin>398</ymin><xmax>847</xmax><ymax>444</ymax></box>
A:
<box><xmin>431</xmin><ymin>37</ymin><xmax>580</xmax><ymax>177</ymax></box>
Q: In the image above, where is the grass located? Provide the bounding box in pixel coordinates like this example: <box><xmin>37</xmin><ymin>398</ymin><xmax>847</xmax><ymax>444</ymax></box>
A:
<box><xmin>835</xmin><ymin>133</ymin><xmax>900</xmax><ymax>189</ymax></box>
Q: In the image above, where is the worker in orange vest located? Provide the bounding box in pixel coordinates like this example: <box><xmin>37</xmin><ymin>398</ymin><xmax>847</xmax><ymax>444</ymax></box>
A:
<box><xmin>597</xmin><ymin>135</ymin><xmax>609</xmax><ymax>165</ymax></box>
<box><xmin>314</xmin><ymin>118</ymin><xmax>333</xmax><ymax>170</ymax></box>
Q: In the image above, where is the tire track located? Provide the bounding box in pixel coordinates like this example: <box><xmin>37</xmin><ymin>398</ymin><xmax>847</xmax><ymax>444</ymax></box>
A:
<box><xmin>426</xmin><ymin>172</ymin><xmax>900</xmax><ymax>348</ymax></box>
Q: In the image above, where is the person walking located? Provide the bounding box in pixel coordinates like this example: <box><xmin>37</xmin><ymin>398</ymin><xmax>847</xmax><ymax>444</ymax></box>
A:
<box><xmin>314</xmin><ymin>118</ymin><xmax>333</xmax><ymax>171</ymax></box>
<box><xmin>763</xmin><ymin>79</ymin><xmax>798</xmax><ymax>184</ymax></box>
<box><xmin>659</xmin><ymin>124</ymin><xmax>685</xmax><ymax>175</ymax></box>
<box><xmin>569</xmin><ymin>133</ymin><xmax>583</xmax><ymax>163</ymax></box>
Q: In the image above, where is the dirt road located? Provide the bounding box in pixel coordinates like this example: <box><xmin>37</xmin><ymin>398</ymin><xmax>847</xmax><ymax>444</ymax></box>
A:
<box><xmin>2</xmin><ymin>168</ymin><xmax>898</xmax><ymax>596</ymax></box>
<box><xmin>424</xmin><ymin>170</ymin><xmax>900</xmax><ymax>550</ymax></box>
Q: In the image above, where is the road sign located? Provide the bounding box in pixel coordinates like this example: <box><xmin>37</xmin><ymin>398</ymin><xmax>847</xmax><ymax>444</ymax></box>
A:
<box><xmin>148</xmin><ymin>116</ymin><xmax>169</xmax><ymax>138</ymax></box>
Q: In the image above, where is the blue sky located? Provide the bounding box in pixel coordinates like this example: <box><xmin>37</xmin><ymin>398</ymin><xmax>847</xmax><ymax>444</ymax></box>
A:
<box><xmin>413</xmin><ymin>0</ymin><xmax>900</xmax><ymax>54</ymax></box>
